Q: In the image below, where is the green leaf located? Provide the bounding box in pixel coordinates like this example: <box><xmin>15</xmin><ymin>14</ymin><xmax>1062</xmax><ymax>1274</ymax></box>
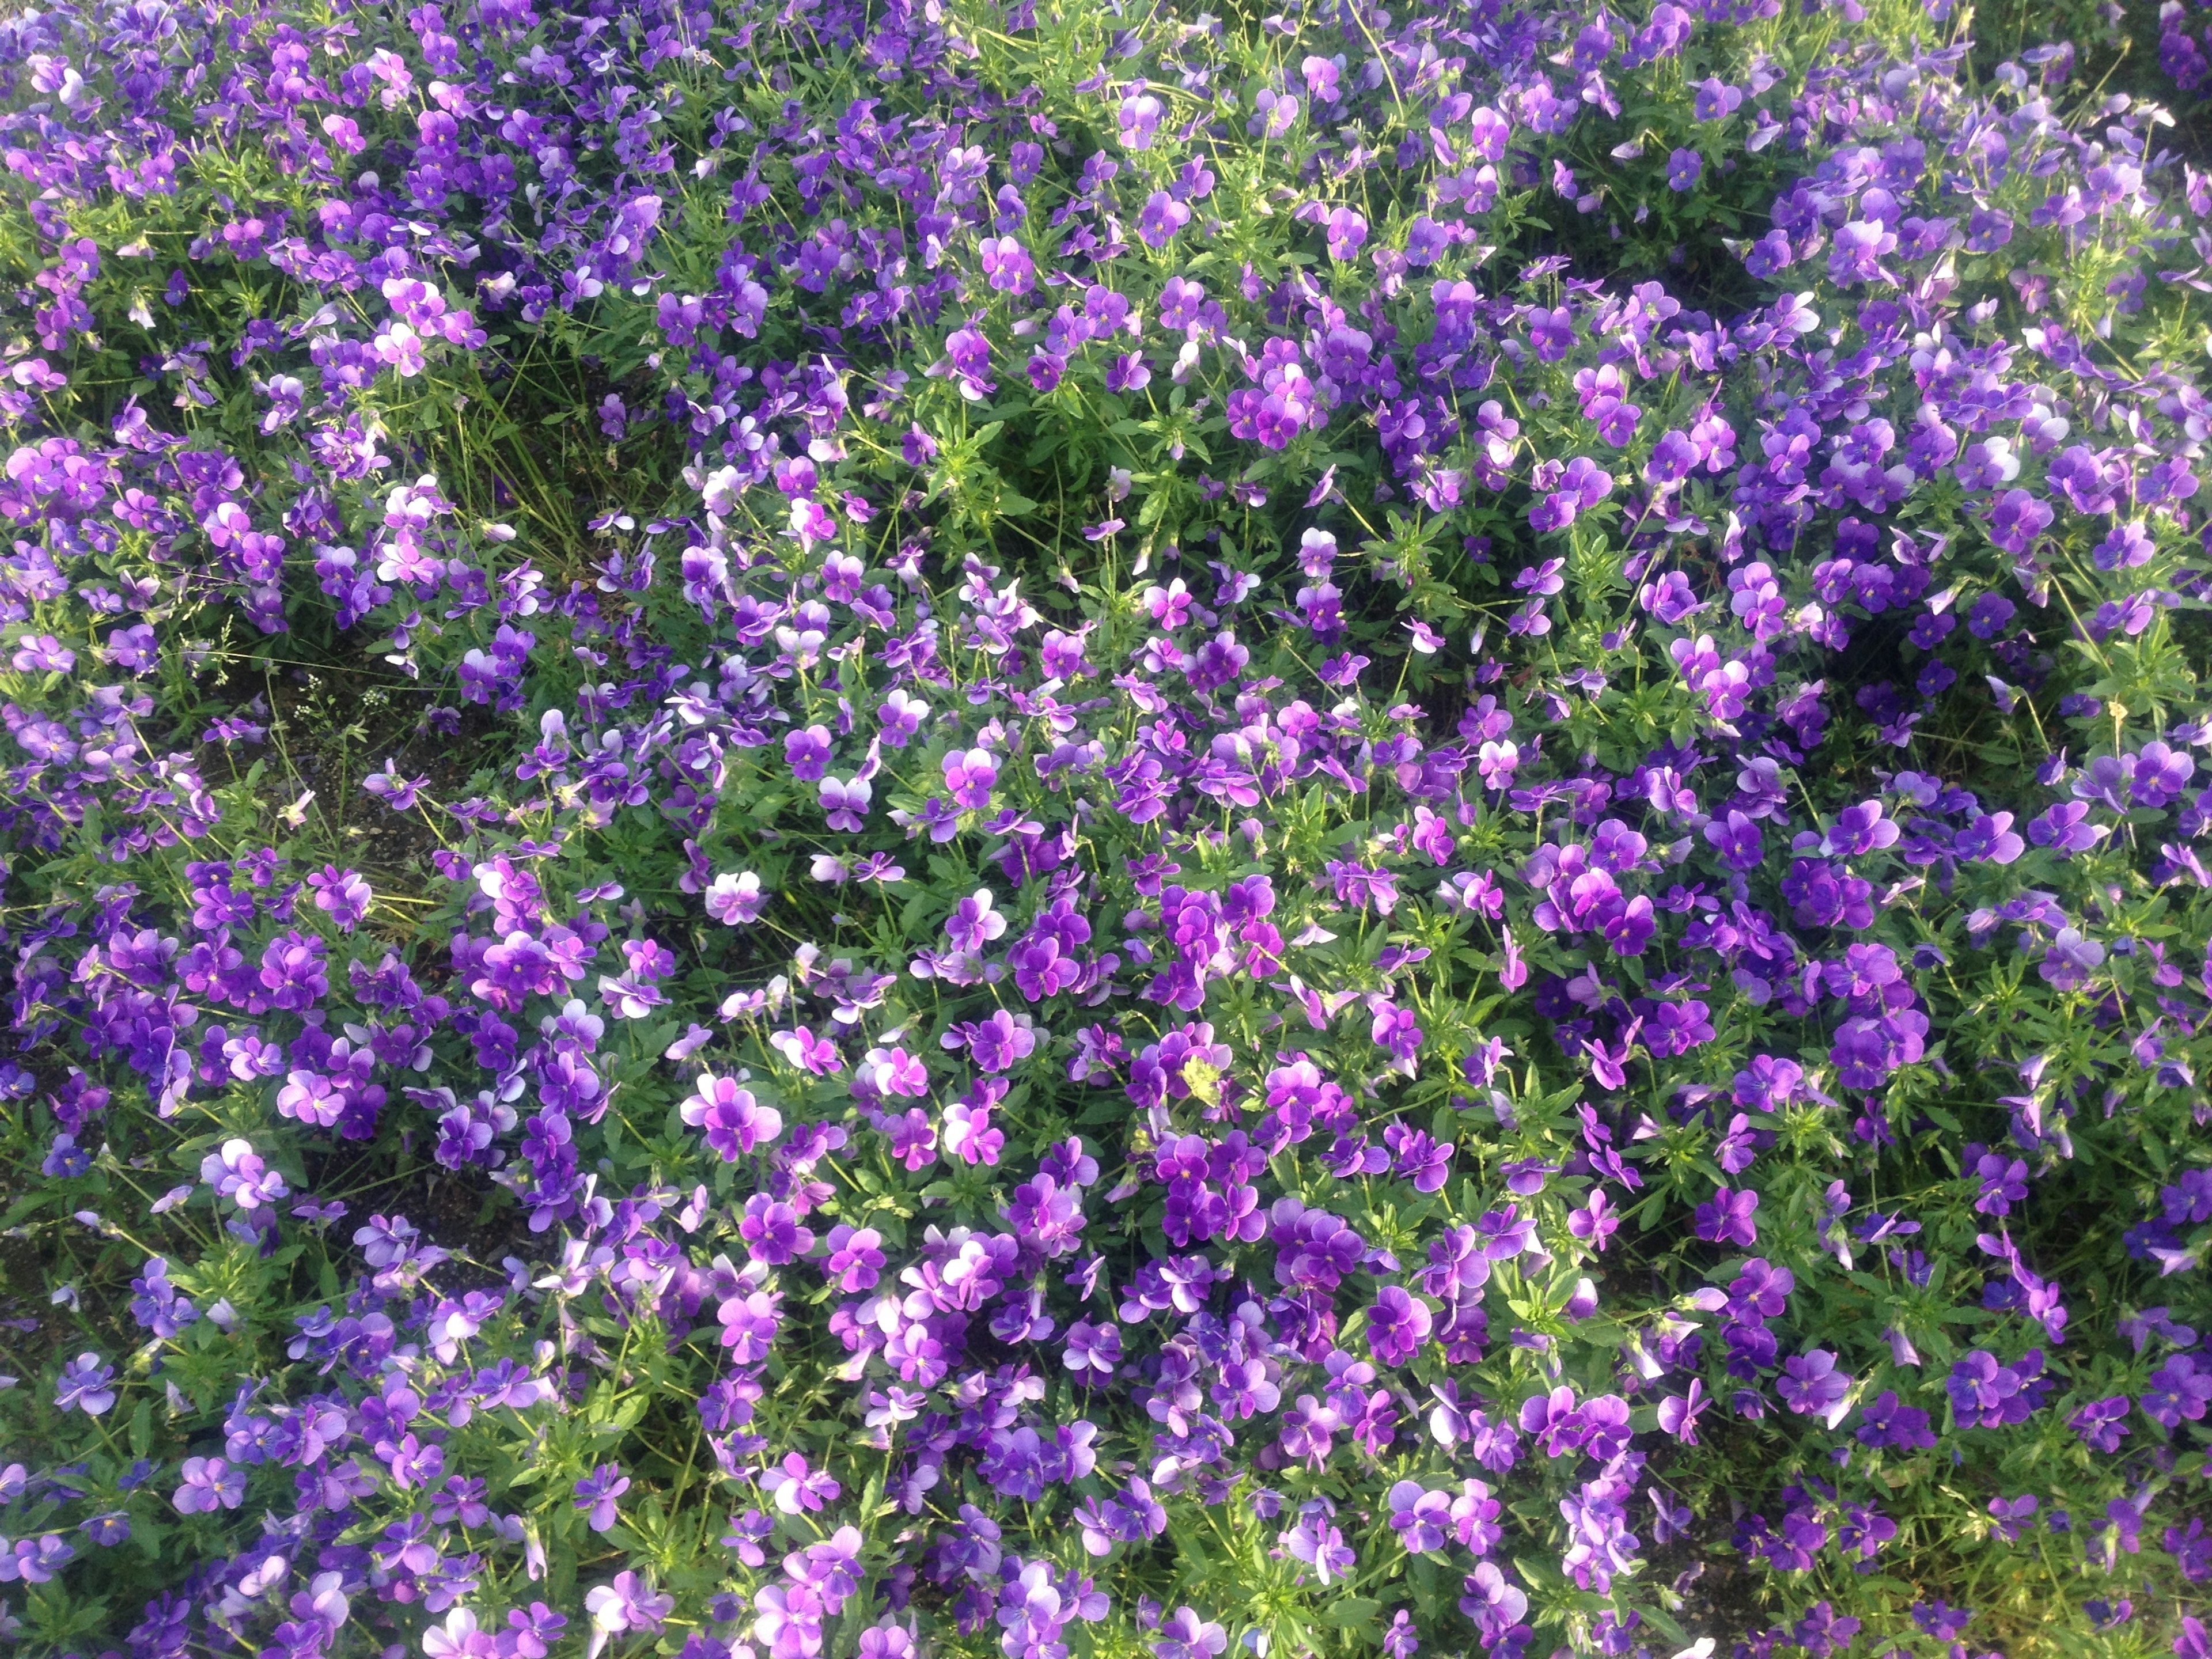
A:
<box><xmin>1323</xmin><ymin>1597</ymin><xmax>1381</xmax><ymax>1631</ymax></box>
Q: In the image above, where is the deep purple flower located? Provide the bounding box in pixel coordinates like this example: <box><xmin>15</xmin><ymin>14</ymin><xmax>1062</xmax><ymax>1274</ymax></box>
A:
<box><xmin>739</xmin><ymin>1195</ymin><xmax>815</xmax><ymax>1264</ymax></box>
<box><xmin>1694</xmin><ymin>1184</ymin><xmax>1760</xmax><ymax>1247</ymax></box>
<box><xmin>1367</xmin><ymin>1287</ymin><xmax>1433</xmax><ymax>1365</ymax></box>
<box><xmin>1988</xmin><ymin>488</ymin><xmax>2053</xmax><ymax>553</ymax></box>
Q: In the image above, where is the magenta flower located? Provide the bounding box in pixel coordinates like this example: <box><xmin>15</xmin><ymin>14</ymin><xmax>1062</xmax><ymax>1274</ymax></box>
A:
<box><xmin>680</xmin><ymin>1071</ymin><xmax>783</xmax><ymax>1158</ymax></box>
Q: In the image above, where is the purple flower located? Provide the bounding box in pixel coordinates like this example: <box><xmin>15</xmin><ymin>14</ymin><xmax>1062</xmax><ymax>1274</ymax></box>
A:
<box><xmin>1475</xmin><ymin>1203</ymin><xmax>1539</xmax><ymax>1262</ymax></box>
<box><xmin>762</xmin><ymin>1452</ymin><xmax>841</xmax><ymax>1514</ymax></box>
<box><xmin>1955</xmin><ymin>813</ymin><xmax>2024</xmax><ymax>863</ymax></box>
<box><xmin>1133</xmin><ymin>192</ymin><xmax>1190</xmax><ymax>252</ymax></box>
<box><xmin>978</xmin><ymin>234</ymin><xmax>1036</xmax><ymax>293</ymax></box>
<box><xmin>1972</xmin><ymin>1153</ymin><xmax>2030</xmax><ymax>1215</ymax></box>
<box><xmin>1152</xmin><ymin>1607</ymin><xmax>1226</xmax><ymax>1659</ymax></box>
<box><xmin>1387</xmin><ymin>1480</ymin><xmax>1453</xmax><ymax>1554</ymax></box>
<box><xmin>1641</xmin><ymin>568</ymin><xmax>1705</xmax><ymax>620</ymax></box>
<box><xmin>819</xmin><ymin>774</ymin><xmax>872</xmax><ymax>832</ymax></box>
<box><xmin>1988</xmin><ymin>488</ymin><xmax>2053</xmax><ymax>554</ymax></box>
<box><xmin>2094</xmin><ymin>521</ymin><xmax>2155</xmax><ymax>569</ymax></box>
<box><xmin>174</xmin><ymin>1456</ymin><xmax>246</xmax><ymax>1514</ymax></box>
<box><xmin>1695</xmin><ymin>77</ymin><xmax>1745</xmax><ymax>118</ymax></box>
<box><xmin>1694</xmin><ymin>1184</ymin><xmax>1760</xmax><ymax>1246</ymax></box>
<box><xmin>587</xmin><ymin>1571</ymin><xmax>672</xmax><ymax>1645</ymax></box>
<box><xmin>201</xmin><ymin>1138</ymin><xmax>289</xmax><ymax>1211</ymax></box>
<box><xmin>1703</xmin><ymin>809</ymin><xmax>1764</xmax><ymax>869</ymax></box>
<box><xmin>1518</xmin><ymin>1385</ymin><xmax>1586</xmax><ymax>1457</ymax></box>
<box><xmin>307</xmin><ymin>866</ymin><xmax>373</xmax><ymax>931</ymax></box>
<box><xmin>1657</xmin><ymin>1379</ymin><xmax>1708</xmax><ymax>1444</ymax></box>
<box><xmin>2028</xmin><ymin>804</ymin><xmax>2107</xmax><ymax>857</ymax></box>
<box><xmin>1529</xmin><ymin>456</ymin><xmax>1612</xmax><ymax>531</ymax></box>
<box><xmin>1778</xmin><ymin>1349</ymin><xmax>1854</xmax><ymax>1427</ymax></box>
<box><xmin>2133</xmin><ymin>741</ymin><xmax>2196</xmax><ymax>809</ymax></box>
<box><xmin>943</xmin><ymin>747</ymin><xmax>999</xmax><ymax>810</ymax></box>
<box><xmin>2144</xmin><ymin>1354</ymin><xmax>2212</xmax><ymax>1427</ymax></box>
<box><xmin>1063</xmin><ymin>1319</ymin><xmax>1123</xmax><ymax>1379</ymax></box>
<box><xmin>1458</xmin><ymin>1561</ymin><xmax>1528</xmax><ymax>1640</ymax></box>
<box><xmin>1829</xmin><ymin>219</ymin><xmax>1897</xmax><ymax>285</ymax></box>
<box><xmin>1858</xmin><ymin>1390</ymin><xmax>1938</xmax><ymax>1450</ymax></box>
<box><xmin>573</xmin><ymin>1463</ymin><xmax>630</xmax><ymax>1533</ymax></box>
<box><xmin>1948</xmin><ymin>1348</ymin><xmax>2050</xmax><ymax>1429</ymax></box>
<box><xmin>1367</xmin><ymin>1287</ymin><xmax>1433</xmax><ymax>1365</ymax></box>
<box><xmin>785</xmin><ymin>724</ymin><xmax>833</xmax><ymax>782</ymax></box>
<box><xmin>1249</xmin><ymin>87</ymin><xmax>1300</xmax><ymax>138</ymax></box>
<box><xmin>2038</xmin><ymin>927</ymin><xmax>2106</xmax><ymax>990</ymax></box>
<box><xmin>1666</xmin><ymin>148</ymin><xmax>1703</xmax><ymax>191</ymax></box>
<box><xmin>54</xmin><ymin>1353</ymin><xmax>116</xmax><ymax>1416</ymax></box>
<box><xmin>946</xmin><ymin>327</ymin><xmax>993</xmax><ymax>382</ymax></box>
<box><xmin>1283</xmin><ymin>1502</ymin><xmax>1355</xmax><ymax>1583</ymax></box>
<box><xmin>705</xmin><ymin>871</ymin><xmax>767</xmax><ymax>924</ymax></box>
<box><xmin>2070</xmin><ymin>1395</ymin><xmax>2133</xmax><ymax>1452</ymax></box>
<box><xmin>1106</xmin><ymin>351</ymin><xmax>1152</xmax><ymax>395</ymax></box>
<box><xmin>1324</xmin><ymin>206</ymin><xmax>1368</xmax><ymax>260</ymax></box>
<box><xmin>1118</xmin><ymin>88</ymin><xmax>1164</xmax><ymax>149</ymax></box>
<box><xmin>79</xmin><ymin>1511</ymin><xmax>130</xmax><ymax>1547</ymax></box>
<box><xmin>739</xmin><ymin>1195</ymin><xmax>815</xmax><ymax>1264</ymax></box>
<box><xmin>680</xmin><ymin>1071</ymin><xmax>783</xmax><ymax>1159</ymax></box>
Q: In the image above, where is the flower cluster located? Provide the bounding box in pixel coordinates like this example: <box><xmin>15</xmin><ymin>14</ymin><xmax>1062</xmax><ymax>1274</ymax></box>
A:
<box><xmin>0</xmin><ymin>0</ymin><xmax>2209</xmax><ymax>1655</ymax></box>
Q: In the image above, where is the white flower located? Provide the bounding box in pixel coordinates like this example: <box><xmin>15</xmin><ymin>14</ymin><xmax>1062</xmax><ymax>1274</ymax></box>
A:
<box><xmin>423</xmin><ymin>1609</ymin><xmax>480</xmax><ymax>1659</ymax></box>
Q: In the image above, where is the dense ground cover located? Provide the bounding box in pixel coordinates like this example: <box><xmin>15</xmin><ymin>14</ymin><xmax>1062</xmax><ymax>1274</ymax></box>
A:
<box><xmin>0</xmin><ymin>0</ymin><xmax>2209</xmax><ymax>1653</ymax></box>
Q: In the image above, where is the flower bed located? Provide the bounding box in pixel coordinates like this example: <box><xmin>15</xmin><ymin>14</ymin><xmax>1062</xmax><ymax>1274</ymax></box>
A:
<box><xmin>0</xmin><ymin>0</ymin><xmax>2208</xmax><ymax>1655</ymax></box>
